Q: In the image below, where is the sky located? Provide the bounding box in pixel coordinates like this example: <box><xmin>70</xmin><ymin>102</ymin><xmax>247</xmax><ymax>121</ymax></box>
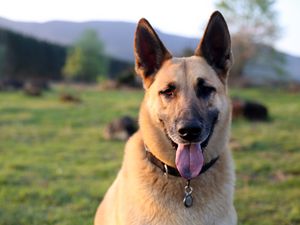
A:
<box><xmin>0</xmin><ymin>0</ymin><xmax>299</xmax><ymax>57</ymax></box>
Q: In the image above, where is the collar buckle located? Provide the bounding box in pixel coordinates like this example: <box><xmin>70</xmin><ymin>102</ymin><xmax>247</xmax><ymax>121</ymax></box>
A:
<box><xmin>163</xmin><ymin>164</ymin><xmax>169</xmax><ymax>177</ymax></box>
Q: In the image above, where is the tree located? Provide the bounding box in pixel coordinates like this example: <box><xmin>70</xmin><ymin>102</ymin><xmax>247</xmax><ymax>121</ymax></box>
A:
<box><xmin>215</xmin><ymin>0</ymin><xmax>281</xmax><ymax>81</ymax></box>
<box><xmin>0</xmin><ymin>44</ymin><xmax>5</xmax><ymax>78</ymax></box>
<box><xmin>62</xmin><ymin>47</ymin><xmax>83</xmax><ymax>80</ymax></box>
<box><xmin>63</xmin><ymin>29</ymin><xmax>108</xmax><ymax>82</ymax></box>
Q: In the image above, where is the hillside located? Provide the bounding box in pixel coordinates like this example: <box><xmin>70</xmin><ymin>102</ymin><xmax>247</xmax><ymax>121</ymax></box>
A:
<box><xmin>0</xmin><ymin>17</ymin><xmax>198</xmax><ymax>62</ymax></box>
<box><xmin>0</xmin><ymin>17</ymin><xmax>299</xmax><ymax>82</ymax></box>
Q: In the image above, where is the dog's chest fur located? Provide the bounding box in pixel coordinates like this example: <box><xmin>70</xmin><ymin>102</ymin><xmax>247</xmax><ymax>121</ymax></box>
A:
<box><xmin>110</xmin><ymin>132</ymin><xmax>237</xmax><ymax>225</ymax></box>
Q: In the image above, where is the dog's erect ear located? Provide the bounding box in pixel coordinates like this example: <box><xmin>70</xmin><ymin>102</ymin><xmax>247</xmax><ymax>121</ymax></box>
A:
<box><xmin>134</xmin><ymin>18</ymin><xmax>172</xmax><ymax>88</ymax></box>
<box><xmin>195</xmin><ymin>11</ymin><xmax>232</xmax><ymax>81</ymax></box>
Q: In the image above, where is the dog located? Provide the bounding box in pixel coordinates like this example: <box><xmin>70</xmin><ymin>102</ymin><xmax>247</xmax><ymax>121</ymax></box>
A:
<box><xmin>94</xmin><ymin>11</ymin><xmax>237</xmax><ymax>225</ymax></box>
<box><xmin>103</xmin><ymin>116</ymin><xmax>138</xmax><ymax>141</ymax></box>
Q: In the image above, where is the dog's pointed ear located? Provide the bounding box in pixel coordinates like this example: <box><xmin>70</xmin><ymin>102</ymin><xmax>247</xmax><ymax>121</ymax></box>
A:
<box><xmin>195</xmin><ymin>11</ymin><xmax>233</xmax><ymax>81</ymax></box>
<box><xmin>134</xmin><ymin>18</ymin><xmax>172</xmax><ymax>88</ymax></box>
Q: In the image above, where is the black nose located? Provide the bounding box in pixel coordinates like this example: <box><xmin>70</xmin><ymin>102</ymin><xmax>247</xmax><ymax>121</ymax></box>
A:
<box><xmin>177</xmin><ymin>121</ymin><xmax>202</xmax><ymax>142</ymax></box>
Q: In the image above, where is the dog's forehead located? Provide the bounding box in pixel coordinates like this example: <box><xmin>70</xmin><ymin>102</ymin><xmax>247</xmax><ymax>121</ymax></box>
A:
<box><xmin>154</xmin><ymin>56</ymin><xmax>223</xmax><ymax>89</ymax></box>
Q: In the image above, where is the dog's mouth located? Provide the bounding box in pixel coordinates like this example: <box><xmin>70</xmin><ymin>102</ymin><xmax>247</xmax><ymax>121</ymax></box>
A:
<box><xmin>159</xmin><ymin>113</ymin><xmax>218</xmax><ymax>180</ymax></box>
<box><xmin>166</xmin><ymin>134</ymin><xmax>212</xmax><ymax>180</ymax></box>
<box><xmin>168</xmin><ymin>133</ymin><xmax>211</xmax><ymax>152</ymax></box>
<box><xmin>165</xmin><ymin>123</ymin><xmax>216</xmax><ymax>180</ymax></box>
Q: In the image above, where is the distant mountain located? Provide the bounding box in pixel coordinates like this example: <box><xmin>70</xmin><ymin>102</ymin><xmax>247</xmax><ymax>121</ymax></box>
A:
<box><xmin>0</xmin><ymin>17</ymin><xmax>199</xmax><ymax>62</ymax></box>
<box><xmin>0</xmin><ymin>17</ymin><xmax>299</xmax><ymax>83</ymax></box>
<box><xmin>244</xmin><ymin>48</ymin><xmax>300</xmax><ymax>84</ymax></box>
<box><xmin>284</xmin><ymin>53</ymin><xmax>300</xmax><ymax>82</ymax></box>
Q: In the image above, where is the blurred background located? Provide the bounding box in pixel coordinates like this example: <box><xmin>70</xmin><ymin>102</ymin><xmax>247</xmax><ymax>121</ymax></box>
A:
<box><xmin>0</xmin><ymin>0</ymin><xmax>299</xmax><ymax>224</ymax></box>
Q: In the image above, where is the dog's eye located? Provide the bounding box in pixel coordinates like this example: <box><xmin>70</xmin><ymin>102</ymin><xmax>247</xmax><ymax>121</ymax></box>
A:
<box><xmin>199</xmin><ymin>86</ymin><xmax>215</xmax><ymax>98</ymax></box>
<box><xmin>159</xmin><ymin>85</ymin><xmax>176</xmax><ymax>98</ymax></box>
<box><xmin>197</xmin><ymin>79</ymin><xmax>216</xmax><ymax>99</ymax></box>
<box><xmin>197</xmin><ymin>85</ymin><xmax>216</xmax><ymax>99</ymax></box>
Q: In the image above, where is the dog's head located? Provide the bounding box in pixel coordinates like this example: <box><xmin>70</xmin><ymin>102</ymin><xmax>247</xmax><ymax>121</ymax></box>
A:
<box><xmin>135</xmin><ymin>12</ymin><xmax>233</xmax><ymax>180</ymax></box>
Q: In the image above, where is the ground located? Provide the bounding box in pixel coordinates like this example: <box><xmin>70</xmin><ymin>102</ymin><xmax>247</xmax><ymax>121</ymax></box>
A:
<box><xmin>0</xmin><ymin>86</ymin><xmax>299</xmax><ymax>225</ymax></box>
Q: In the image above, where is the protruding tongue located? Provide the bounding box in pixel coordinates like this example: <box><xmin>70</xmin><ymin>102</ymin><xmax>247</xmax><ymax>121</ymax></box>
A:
<box><xmin>175</xmin><ymin>143</ymin><xmax>204</xmax><ymax>180</ymax></box>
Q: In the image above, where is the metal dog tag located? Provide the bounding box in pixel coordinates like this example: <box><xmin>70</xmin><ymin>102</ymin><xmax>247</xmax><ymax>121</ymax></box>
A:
<box><xmin>183</xmin><ymin>180</ymin><xmax>193</xmax><ymax>208</ymax></box>
<box><xmin>183</xmin><ymin>193</ymin><xmax>193</xmax><ymax>208</ymax></box>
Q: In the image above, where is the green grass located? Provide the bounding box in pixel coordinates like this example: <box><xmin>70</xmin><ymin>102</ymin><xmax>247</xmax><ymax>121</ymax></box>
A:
<box><xmin>0</xmin><ymin>86</ymin><xmax>300</xmax><ymax>225</ymax></box>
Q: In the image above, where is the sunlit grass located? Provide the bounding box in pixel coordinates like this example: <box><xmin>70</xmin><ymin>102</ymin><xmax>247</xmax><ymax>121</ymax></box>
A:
<box><xmin>0</xmin><ymin>86</ymin><xmax>299</xmax><ymax>225</ymax></box>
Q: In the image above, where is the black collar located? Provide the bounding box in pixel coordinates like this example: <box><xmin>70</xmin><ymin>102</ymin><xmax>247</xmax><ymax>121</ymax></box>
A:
<box><xmin>145</xmin><ymin>149</ymin><xmax>219</xmax><ymax>178</ymax></box>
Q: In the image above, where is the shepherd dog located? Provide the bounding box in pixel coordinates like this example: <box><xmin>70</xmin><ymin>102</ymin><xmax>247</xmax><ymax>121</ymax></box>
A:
<box><xmin>94</xmin><ymin>11</ymin><xmax>237</xmax><ymax>225</ymax></box>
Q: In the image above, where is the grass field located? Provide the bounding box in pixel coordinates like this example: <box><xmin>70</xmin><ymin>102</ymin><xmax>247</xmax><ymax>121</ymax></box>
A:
<box><xmin>0</xmin><ymin>86</ymin><xmax>300</xmax><ymax>225</ymax></box>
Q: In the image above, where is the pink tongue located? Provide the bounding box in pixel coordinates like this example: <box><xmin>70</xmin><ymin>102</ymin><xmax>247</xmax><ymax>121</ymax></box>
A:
<box><xmin>175</xmin><ymin>143</ymin><xmax>204</xmax><ymax>180</ymax></box>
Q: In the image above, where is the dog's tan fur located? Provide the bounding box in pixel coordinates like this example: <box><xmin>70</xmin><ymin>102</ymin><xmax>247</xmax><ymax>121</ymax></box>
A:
<box><xmin>95</xmin><ymin>11</ymin><xmax>237</xmax><ymax>225</ymax></box>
